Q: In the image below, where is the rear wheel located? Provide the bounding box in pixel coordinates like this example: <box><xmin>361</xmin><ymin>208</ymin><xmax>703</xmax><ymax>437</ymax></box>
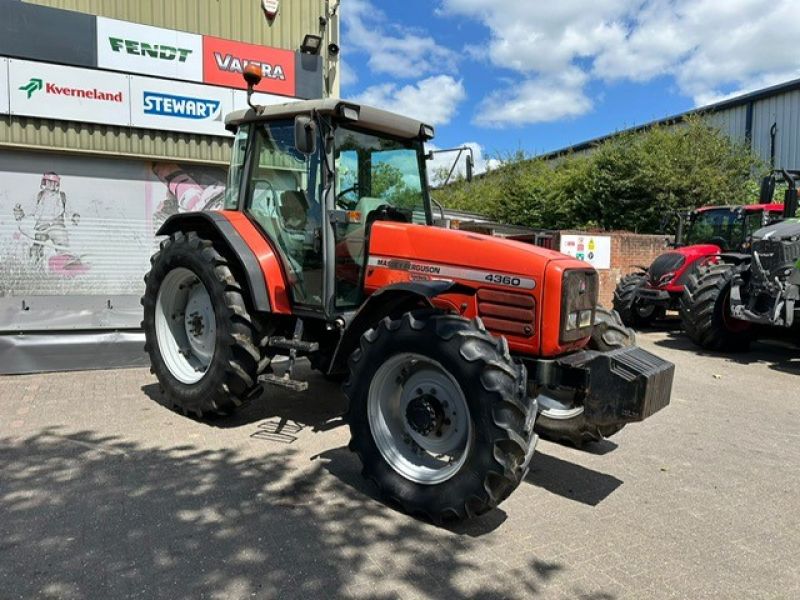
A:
<box><xmin>142</xmin><ymin>231</ymin><xmax>261</xmax><ymax>417</ymax></box>
<box><xmin>344</xmin><ymin>312</ymin><xmax>536</xmax><ymax>521</ymax></box>
<box><xmin>534</xmin><ymin>306</ymin><xmax>633</xmax><ymax>446</ymax></box>
<box><xmin>679</xmin><ymin>263</ymin><xmax>752</xmax><ymax>351</ymax></box>
<box><xmin>613</xmin><ymin>272</ymin><xmax>661</xmax><ymax>327</ymax></box>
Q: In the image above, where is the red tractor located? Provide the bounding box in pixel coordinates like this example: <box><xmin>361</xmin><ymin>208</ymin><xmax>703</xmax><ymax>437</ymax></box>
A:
<box><xmin>142</xmin><ymin>68</ymin><xmax>674</xmax><ymax>521</ymax></box>
<box><xmin>613</xmin><ymin>203</ymin><xmax>784</xmax><ymax>327</ymax></box>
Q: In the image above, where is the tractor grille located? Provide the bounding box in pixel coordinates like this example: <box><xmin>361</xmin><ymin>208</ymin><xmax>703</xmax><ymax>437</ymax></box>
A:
<box><xmin>752</xmin><ymin>239</ymin><xmax>800</xmax><ymax>275</ymax></box>
<box><xmin>477</xmin><ymin>289</ymin><xmax>536</xmax><ymax>338</ymax></box>
<box><xmin>648</xmin><ymin>253</ymin><xmax>685</xmax><ymax>286</ymax></box>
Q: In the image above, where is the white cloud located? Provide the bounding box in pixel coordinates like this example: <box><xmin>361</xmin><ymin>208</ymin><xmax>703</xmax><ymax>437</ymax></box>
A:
<box><xmin>353</xmin><ymin>75</ymin><xmax>466</xmax><ymax>126</ymax></box>
<box><xmin>338</xmin><ymin>58</ymin><xmax>358</xmax><ymax>92</ymax></box>
<box><xmin>441</xmin><ymin>0</ymin><xmax>800</xmax><ymax>121</ymax></box>
<box><xmin>475</xmin><ymin>69</ymin><xmax>593</xmax><ymax>127</ymax></box>
<box><xmin>343</xmin><ymin>0</ymin><xmax>458</xmax><ymax>79</ymax></box>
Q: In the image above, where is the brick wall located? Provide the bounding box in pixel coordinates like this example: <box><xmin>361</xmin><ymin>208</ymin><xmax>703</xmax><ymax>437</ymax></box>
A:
<box><xmin>559</xmin><ymin>230</ymin><xmax>668</xmax><ymax>306</ymax></box>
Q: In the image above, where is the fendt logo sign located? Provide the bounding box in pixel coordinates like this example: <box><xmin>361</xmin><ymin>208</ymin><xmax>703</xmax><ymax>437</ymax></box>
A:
<box><xmin>97</xmin><ymin>17</ymin><xmax>204</xmax><ymax>81</ymax></box>
<box><xmin>143</xmin><ymin>91</ymin><xmax>221</xmax><ymax>120</ymax></box>
<box><xmin>19</xmin><ymin>77</ymin><xmax>124</xmax><ymax>103</ymax></box>
<box><xmin>108</xmin><ymin>38</ymin><xmax>194</xmax><ymax>63</ymax></box>
<box><xmin>202</xmin><ymin>36</ymin><xmax>295</xmax><ymax>97</ymax></box>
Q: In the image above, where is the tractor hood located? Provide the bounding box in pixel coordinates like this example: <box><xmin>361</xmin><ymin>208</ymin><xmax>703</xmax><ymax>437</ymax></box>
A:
<box><xmin>672</xmin><ymin>244</ymin><xmax>721</xmax><ymax>259</ymax></box>
<box><xmin>752</xmin><ymin>219</ymin><xmax>800</xmax><ymax>241</ymax></box>
<box><xmin>367</xmin><ymin>221</ymin><xmax>584</xmax><ymax>287</ymax></box>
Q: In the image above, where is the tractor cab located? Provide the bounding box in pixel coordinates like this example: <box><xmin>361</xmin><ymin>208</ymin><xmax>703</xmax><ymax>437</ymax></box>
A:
<box><xmin>223</xmin><ymin>98</ymin><xmax>436</xmax><ymax>318</ymax></box>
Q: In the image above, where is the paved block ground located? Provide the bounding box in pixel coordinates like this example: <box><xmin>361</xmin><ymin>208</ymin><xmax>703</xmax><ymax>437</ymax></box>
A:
<box><xmin>1</xmin><ymin>329</ymin><xmax>799</xmax><ymax>599</ymax></box>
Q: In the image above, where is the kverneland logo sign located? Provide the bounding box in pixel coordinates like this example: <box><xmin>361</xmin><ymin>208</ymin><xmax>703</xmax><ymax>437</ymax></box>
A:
<box><xmin>19</xmin><ymin>77</ymin><xmax>123</xmax><ymax>102</ymax></box>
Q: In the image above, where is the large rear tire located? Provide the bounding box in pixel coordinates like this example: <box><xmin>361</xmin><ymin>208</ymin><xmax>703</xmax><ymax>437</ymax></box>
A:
<box><xmin>613</xmin><ymin>272</ymin><xmax>661</xmax><ymax>327</ymax></box>
<box><xmin>534</xmin><ymin>306</ymin><xmax>633</xmax><ymax>446</ymax></box>
<box><xmin>679</xmin><ymin>263</ymin><xmax>752</xmax><ymax>351</ymax></box>
<box><xmin>142</xmin><ymin>231</ymin><xmax>261</xmax><ymax>417</ymax></box>
<box><xmin>344</xmin><ymin>312</ymin><xmax>536</xmax><ymax>522</ymax></box>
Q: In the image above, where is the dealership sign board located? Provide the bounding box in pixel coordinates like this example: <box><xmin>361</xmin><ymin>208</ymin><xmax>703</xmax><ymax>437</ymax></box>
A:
<box><xmin>559</xmin><ymin>234</ymin><xmax>612</xmax><ymax>270</ymax></box>
<box><xmin>0</xmin><ymin>59</ymin><xmax>9</xmax><ymax>115</ymax></box>
<box><xmin>130</xmin><ymin>76</ymin><xmax>234</xmax><ymax>137</ymax></box>
<box><xmin>97</xmin><ymin>17</ymin><xmax>203</xmax><ymax>82</ymax></box>
<box><xmin>8</xmin><ymin>59</ymin><xmax>130</xmax><ymax>127</ymax></box>
<box><xmin>203</xmin><ymin>36</ymin><xmax>295</xmax><ymax>96</ymax></box>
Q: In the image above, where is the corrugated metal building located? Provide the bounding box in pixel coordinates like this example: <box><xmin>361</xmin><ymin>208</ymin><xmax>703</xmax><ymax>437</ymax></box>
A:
<box><xmin>537</xmin><ymin>78</ymin><xmax>800</xmax><ymax>169</ymax></box>
<box><xmin>0</xmin><ymin>0</ymin><xmax>339</xmax><ymax>373</ymax></box>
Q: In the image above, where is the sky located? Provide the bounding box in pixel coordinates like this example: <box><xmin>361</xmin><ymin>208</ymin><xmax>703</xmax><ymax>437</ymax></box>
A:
<box><xmin>339</xmin><ymin>0</ymin><xmax>800</xmax><ymax>175</ymax></box>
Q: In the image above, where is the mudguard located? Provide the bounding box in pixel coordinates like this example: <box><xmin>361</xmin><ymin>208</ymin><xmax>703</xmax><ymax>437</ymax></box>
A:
<box><xmin>328</xmin><ymin>280</ymin><xmax>474</xmax><ymax>375</ymax></box>
<box><xmin>157</xmin><ymin>211</ymin><xmax>273</xmax><ymax>313</ymax></box>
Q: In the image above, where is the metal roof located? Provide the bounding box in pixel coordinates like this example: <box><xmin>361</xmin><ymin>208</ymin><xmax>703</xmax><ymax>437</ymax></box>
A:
<box><xmin>226</xmin><ymin>98</ymin><xmax>433</xmax><ymax>141</ymax></box>
<box><xmin>535</xmin><ymin>76</ymin><xmax>800</xmax><ymax>161</ymax></box>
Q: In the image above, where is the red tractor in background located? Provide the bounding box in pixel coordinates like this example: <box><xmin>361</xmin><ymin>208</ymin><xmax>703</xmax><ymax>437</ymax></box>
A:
<box><xmin>141</xmin><ymin>67</ymin><xmax>674</xmax><ymax>521</ymax></box>
<box><xmin>613</xmin><ymin>202</ymin><xmax>784</xmax><ymax>327</ymax></box>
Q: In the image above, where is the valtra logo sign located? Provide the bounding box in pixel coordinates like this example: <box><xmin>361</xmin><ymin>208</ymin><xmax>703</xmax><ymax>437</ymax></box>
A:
<box><xmin>18</xmin><ymin>77</ymin><xmax>124</xmax><ymax>103</ymax></box>
<box><xmin>202</xmin><ymin>36</ymin><xmax>295</xmax><ymax>97</ymax></box>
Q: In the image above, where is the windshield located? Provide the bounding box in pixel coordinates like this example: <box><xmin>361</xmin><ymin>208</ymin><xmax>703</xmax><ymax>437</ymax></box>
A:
<box><xmin>684</xmin><ymin>208</ymin><xmax>745</xmax><ymax>250</ymax></box>
<box><xmin>333</xmin><ymin>125</ymin><xmax>430</xmax><ymax>224</ymax></box>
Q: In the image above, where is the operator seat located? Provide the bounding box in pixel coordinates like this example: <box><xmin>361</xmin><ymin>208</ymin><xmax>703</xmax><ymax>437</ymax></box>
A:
<box><xmin>280</xmin><ymin>190</ymin><xmax>309</xmax><ymax>230</ymax></box>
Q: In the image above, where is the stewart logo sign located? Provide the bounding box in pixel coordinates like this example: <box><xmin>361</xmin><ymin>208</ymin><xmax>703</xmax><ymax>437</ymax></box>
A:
<box><xmin>18</xmin><ymin>77</ymin><xmax>123</xmax><ymax>102</ymax></box>
<box><xmin>143</xmin><ymin>91</ymin><xmax>221</xmax><ymax>120</ymax></box>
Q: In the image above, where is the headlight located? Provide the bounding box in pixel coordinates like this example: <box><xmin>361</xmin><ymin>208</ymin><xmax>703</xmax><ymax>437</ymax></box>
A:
<box><xmin>560</xmin><ymin>269</ymin><xmax>599</xmax><ymax>342</ymax></box>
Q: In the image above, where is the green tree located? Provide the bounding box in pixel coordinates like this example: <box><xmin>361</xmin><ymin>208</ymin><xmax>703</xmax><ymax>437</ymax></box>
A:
<box><xmin>436</xmin><ymin>116</ymin><xmax>767</xmax><ymax>233</ymax></box>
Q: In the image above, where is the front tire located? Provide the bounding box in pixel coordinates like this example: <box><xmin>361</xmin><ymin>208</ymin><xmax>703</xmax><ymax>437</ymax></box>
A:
<box><xmin>613</xmin><ymin>272</ymin><xmax>661</xmax><ymax>327</ymax></box>
<box><xmin>534</xmin><ymin>306</ymin><xmax>633</xmax><ymax>446</ymax></box>
<box><xmin>142</xmin><ymin>231</ymin><xmax>261</xmax><ymax>417</ymax></box>
<box><xmin>679</xmin><ymin>263</ymin><xmax>752</xmax><ymax>351</ymax></box>
<box><xmin>344</xmin><ymin>312</ymin><xmax>536</xmax><ymax>521</ymax></box>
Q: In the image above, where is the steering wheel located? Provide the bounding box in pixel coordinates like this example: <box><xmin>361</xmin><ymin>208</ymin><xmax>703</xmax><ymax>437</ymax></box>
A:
<box><xmin>335</xmin><ymin>184</ymin><xmax>365</xmax><ymax>210</ymax></box>
<box><xmin>709</xmin><ymin>236</ymin><xmax>728</xmax><ymax>250</ymax></box>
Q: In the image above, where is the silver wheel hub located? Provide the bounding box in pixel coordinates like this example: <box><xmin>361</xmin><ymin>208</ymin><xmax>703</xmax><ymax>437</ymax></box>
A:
<box><xmin>368</xmin><ymin>353</ymin><xmax>472</xmax><ymax>485</ymax></box>
<box><xmin>536</xmin><ymin>390</ymin><xmax>584</xmax><ymax>420</ymax></box>
<box><xmin>154</xmin><ymin>267</ymin><xmax>216</xmax><ymax>384</ymax></box>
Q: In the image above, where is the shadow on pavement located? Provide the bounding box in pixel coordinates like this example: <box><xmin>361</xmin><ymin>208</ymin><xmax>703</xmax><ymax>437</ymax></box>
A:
<box><xmin>653</xmin><ymin>331</ymin><xmax>800</xmax><ymax>375</ymax></box>
<box><xmin>526</xmin><ymin>451</ymin><xmax>623</xmax><ymax>506</ymax></box>
<box><xmin>0</xmin><ymin>428</ymin><xmax>581</xmax><ymax>599</ymax></box>
<box><xmin>141</xmin><ymin>363</ymin><xmax>347</xmax><ymax>433</ymax></box>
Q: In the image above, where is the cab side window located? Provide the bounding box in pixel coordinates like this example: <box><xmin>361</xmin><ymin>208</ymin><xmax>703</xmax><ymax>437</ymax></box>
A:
<box><xmin>245</xmin><ymin>121</ymin><xmax>323</xmax><ymax>307</ymax></box>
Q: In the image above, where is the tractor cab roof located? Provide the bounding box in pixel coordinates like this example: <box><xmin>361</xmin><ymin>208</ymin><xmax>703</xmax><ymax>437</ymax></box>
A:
<box><xmin>695</xmin><ymin>203</ymin><xmax>784</xmax><ymax>213</ymax></box>
<box><xmin>225</xmin><ymin>98</ymin><xmax>434</xmax><ymax>142</ymax></box>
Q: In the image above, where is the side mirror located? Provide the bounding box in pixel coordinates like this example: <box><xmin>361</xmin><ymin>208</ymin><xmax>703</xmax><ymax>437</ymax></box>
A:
<box><xmin>466</xmin><ymin>155</ymin><xmax>474</xmax><ymax>183</ymax></box>
<box><xmin>759</xmin><ymin>175</ymin><xmax>775</xmax><ymax>204</ymax></box>
<box><xmin>294</xmin><ymin>115</ymin><xmax>317</xmax><ymax>155</ymax></box>
<box><xmin>784</xmin><ymin>187</ymin><xmax>798</xmax><ymax>219</ymax></box>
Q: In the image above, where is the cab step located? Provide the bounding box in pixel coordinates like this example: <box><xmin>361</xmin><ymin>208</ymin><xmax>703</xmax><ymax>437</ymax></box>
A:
<box><xmin>267</xmin><ymin>336</ymin><xmax>319</xmax><ymax>353</ymax></box>
<box><xmin>259</xmin><ymin>372</ymin><xmax>309</xmax><ymax>392</ymax></box>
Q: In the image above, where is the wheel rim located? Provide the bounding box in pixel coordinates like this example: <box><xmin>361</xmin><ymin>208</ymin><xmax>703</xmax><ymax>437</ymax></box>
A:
<box><xmin>367</xmin><ymin>353</ymin><xmax>472</xmax><ymax>485</ymax></box>
<box><xmin>722</xmin><ymin>290</ymin><xmax>750</xmax><ymax>333</ymax></box>
<box><xmin>536</xmin><ymin>389</ymin><xmax>583</xmax><ymax>420</ymax></box>
<box><xmin>635</xmin><ymin>302</ymin><xmax>656</xmax><ymax>318</ymax></box>
<box><xmin>155</xmin><ymin>267</ymin><xmax>216</xmax><ymax>384</ymax></box>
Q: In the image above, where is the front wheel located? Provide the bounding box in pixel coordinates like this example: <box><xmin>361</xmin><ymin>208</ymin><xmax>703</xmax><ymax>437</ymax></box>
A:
<box><xmin>613</xmin><ymin>272</ymin><xmax>661</xmax><ymax>327</ymax></box>
<box><xmin>534</xmin><ymin>306</ymin><xmax>633</xmax><ymax>446</ymax></box>
<box><xmin>142</xmin><ymin>231</ymin><xmax>261</xmax><ymax>417</ymax></box>
<box><xmin>679</xmin><ymin>263</ymin><xmax>752</xmax><ymax>351</ymax></box>
<box><xmin>344</xmin><ymin>312</ymin><xmax>536</xmax><ymax>521</ymax></box>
